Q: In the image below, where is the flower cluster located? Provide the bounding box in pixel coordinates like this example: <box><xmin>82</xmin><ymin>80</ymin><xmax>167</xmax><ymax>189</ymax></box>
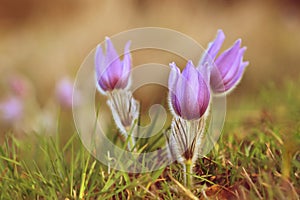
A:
<box><xmin>166</xmin><ymin>29</ymin><xmax>249</xmax><ymax>186</ymax></box>
<box><xmin>94</xmin><ymin>30</ymin><xmax>248</xmax><ymax>186</ymax></box>
<box><xmin>198</xmin><ymin>30</ymin><xmax>249</xmax><ymax>95</ymax></box>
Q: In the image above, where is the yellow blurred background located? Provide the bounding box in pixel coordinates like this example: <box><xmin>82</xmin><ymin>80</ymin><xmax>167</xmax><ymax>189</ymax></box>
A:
<box><xmin>1</xmin><ymin>0</ymin><xmax>300</xmax><ymax>134</ymax></box>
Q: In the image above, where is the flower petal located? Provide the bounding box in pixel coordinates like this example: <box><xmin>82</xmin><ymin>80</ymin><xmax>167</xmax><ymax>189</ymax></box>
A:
<box><xmin>168</xmin><ymin>62</ymin><xmax>182</xmax><ymax>116</ymax></box>
<box><xmin>182</xmin><ymin>62</ymin><xmax>200</xmax><ymax>118</ymax></box>
<box><xmin>197</xmin><ymin>72</ymin><xmax>210</xmax><ymax>117</ymax></box>
<box><xmin>122</xmin><ymin>40</ymin><xmax>132</xmax><ymax>75</ymax></box>
<box><xmin>95</xmin><ymin>44</ymin><xmax>112</xmax><ymax>92</ymax></box>
<box><xmin>198</xmin><ymin>29</ymin><xmax>225</xmax><ymax>67</ymax></box>
<box><xmin>197</xmin><ymin>62</ymin><xmax>212</xmax><ymax>86</ymax></box>
<box><xmin>215</xmin><ymin>39</ymin><xmax>241</xmax><ymax>78</ymax></box>
<box><xmin>224</xmin><ymin>60</ymin><xmax>249</xmax><ymax>92</ymax></box>
<box><xmin>105</xmin><ymin>37</ymin><xmax>123</xmax><ymax>89</ymax></box>
<box><xmin>168</xmin><ymin>62</ymin><xmax>180</xmax><ymax>90</ymax></box>
<box><xmin>95</xmin><ymin>44</ymin><xmax>105</xmax><ymax>77</ymax></box>
<box><xmin>118</xmin><ymin>40</ymin><xmax>132</xmax><ymax>89</ymax></box>
<box><xmin>181</xmin><ymin>61</ymin><xmax>200</xmax><ymax>119</ymax></box>
<box><xmin>223</xmin><ymin>47</ymin><xmax>246</xmax><ymax>84</ymax></box>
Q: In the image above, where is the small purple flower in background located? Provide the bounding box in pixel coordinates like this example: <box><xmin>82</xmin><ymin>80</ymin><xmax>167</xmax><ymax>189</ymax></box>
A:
<box><xmin>95</xmin><ymin>37</ymin><xmax>131</xmax><ymax>94</ymax></box>
<box><xmin>167</xmin><ymin>60</ymin><xmax>210</xmax><ymax>187</ymax></box>
<box><xmin>168</xmin><ymin>61</ymin><xmax>210</xmax><ymax>120</ymax></box>
<box><xmin>94</xmin><ymin>37</ymin><xmax>139</xmax><ymax>150</ymax></box>
<box><xmin>8</xmin><ymin>75</ymin><xmax>31</xmax><ymax>98</ymax></box>
<box><xmin>9</xmin><ymin>77</ymin><xmax>27</xmax><ymax>97</ymax></box>
<box><xmin>199</xmin><ymin>29</ymin><xmax>249</xmax><ymax>95</ymax></box>
<box><xmin>0</xmin><ymin>97</ymin><xmax>23</xmax><ymax>124</ymax></box>
<box><xmin>55</xmin><ymin>77</ymin><xmax>74</xmax><ymax>109</ymax></box>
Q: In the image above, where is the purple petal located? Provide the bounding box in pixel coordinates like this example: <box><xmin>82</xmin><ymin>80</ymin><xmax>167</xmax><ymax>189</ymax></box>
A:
<box><xmin>168</xmin><ymin>62</ymin><xmax>180</xmax><ymax>90</ymax></box>
<box><xmin>197</xmin><ymin>62</ymin><xmax>212</xmax><ymax>86</ymax></box>
<box><xmin>198</xmin><ymin>29</ymin><xmax>225</xmax><ymax>67</ymax></box>
<box><xmin>215</xmin><ymin>39</ymin><xmax>241</xmax><ymax>78</ymax></box>
<box><xmin>95</xmin><ymin>44</ymin><xmax>113</xmax><ymax>91</ymax></box>
<box><xmin>197</xmin><ymin>72</ymin><xmax>210</xmax><ymax>116</ymax></box>
<box><xmin>222</xmin><ymin>47</ymin><xmax>246</xmax><ymax>84</ymax></box>
<box><xmin>95</xmin><ymin>44</ymin><xmax>105</xmax><ymax>76</ymax></box>
<box><xmin>97</xmin><ymin>78</ymin><xmax>110</xmax><ymax>91</ymax></box>
<box><xmin>210</xmin><ymin>66</ymin><xmax>224</xmax><ymax>93</ymax></box>
<box><xmin>105</xmin><ymin>37</ymin><xmax>123</xmax><ymax>89</ymax></box>
<box><xmin>182</xmin><ymin>61</ymin><xmax>196</xmax><ymax>78</ymax></box>
<box><xmin>224</xmin><ymin>61</ymin><xmax>249</xmax><ymax>91</ymax></box>
<box><xmin>168</xmin><ymin>62</ymin><xmax>182</xmax><ymax>116</ymax></box>
<box><xmin>118</xmin><ymin>41</ymin><xmax>132</xmax><ymax>89</ymax></box>
<box><xmin>170</xmin><ymin>91</ymin><xmax>182</xmax><ymax>116</ymax></box>
<box><xmin>180</xmin><ymin>61</ymin><xmax>200</xmax><ymax>119</ymax></box>
<box><xmin>181</xmin><ymin>61</ymin><xmax>210</xmax><ymax>120</ymax></box>
<box><xmin>105</xmin><ymin>37</ymin><xmax>122</xmax><ymax>68</ymax></box>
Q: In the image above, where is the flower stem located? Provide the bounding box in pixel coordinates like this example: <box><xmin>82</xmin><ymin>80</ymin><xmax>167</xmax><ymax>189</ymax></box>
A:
<box><xmin>125</xmin><ymin>122</ymin><xmax>137</xmax><ymax>151</ymax></box>
<box><xmin>127</xmin><ymin>134</ymin><xmax>135</xmax><ymax>151</ymax></box>
<box><xmin>184</xmin><ymin>159</ymin><xmax>193</xmax><ymax>188</ymax></box>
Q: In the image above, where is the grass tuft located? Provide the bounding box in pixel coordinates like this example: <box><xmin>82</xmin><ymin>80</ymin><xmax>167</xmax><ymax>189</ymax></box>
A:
<box><xmin>0</xmin><ymin>80</ymin><xmax>300</xmax><ymax>199</ymax></box>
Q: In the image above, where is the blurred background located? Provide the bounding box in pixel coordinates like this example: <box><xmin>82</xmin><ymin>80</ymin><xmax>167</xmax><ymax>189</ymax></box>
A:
<box><xmin>1</xmin><ymin>0</ymin><xmax>300</xmax><ymax>135</ymax></box>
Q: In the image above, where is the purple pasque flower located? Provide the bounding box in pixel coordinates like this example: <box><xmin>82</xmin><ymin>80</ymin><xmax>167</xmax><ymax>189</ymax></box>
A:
<box><xmin>8</xmin><ymin>75</ymin><xmax>30</xmax><ymax>98</ymax></box>
<box><xmin>55</xmin><ymin>77</ymin><xmax>74</xmax><ymax>109</ymax></box>
<box><xmin>0</xmin><ymin>97</ymin><xmax>23</xmax><ymax>124</ymax></box>
<box><xmin>95</xmin><ymin>37</ymin><xmax>131</xmax><ymax>94</ymax></box>
<box><xmin>199</xmin><ymin>29</ymin><xmax>249</xmax><ymax>95</ymax></box>
<box><xmin>168</xmin><ymin>61</ymin><xmax>210</xmax><ymax>120</ymax></box>
<box><xmin>211</xmin><ymin>40</ymin><xmax>249</xmax><ymax>94</ymax></box>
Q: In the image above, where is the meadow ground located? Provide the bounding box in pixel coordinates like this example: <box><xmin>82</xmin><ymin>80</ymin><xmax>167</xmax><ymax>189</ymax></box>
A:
<box><xmin>0</xmin><ymin>79</ymin><xmax>299</xmax><ymax>200</ymax></box>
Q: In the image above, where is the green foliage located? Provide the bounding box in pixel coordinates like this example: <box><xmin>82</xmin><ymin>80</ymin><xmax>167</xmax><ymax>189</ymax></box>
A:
<box><xmin>0</xmin><ymin>80</ymin><xmax>299</xmax><ymax>199</ymax></box>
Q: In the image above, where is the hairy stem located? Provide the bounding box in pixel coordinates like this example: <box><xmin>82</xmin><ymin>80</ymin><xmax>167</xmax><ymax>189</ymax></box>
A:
<box><xmin>184</xmin><ymin>159</ymin><xmax>193</xmax><ymax>188</ymax></box>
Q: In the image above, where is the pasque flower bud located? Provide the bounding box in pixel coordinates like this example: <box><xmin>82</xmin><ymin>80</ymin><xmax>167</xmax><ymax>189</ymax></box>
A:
<box><xmin>95</xmin><ymin>37</ymin><xmax>131</xmax><ymax>94</ymax></box>
<box><xmin>168</xmin><ymin>61</ymin><xmax>210</xmax><ymax>120</ymax></box>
